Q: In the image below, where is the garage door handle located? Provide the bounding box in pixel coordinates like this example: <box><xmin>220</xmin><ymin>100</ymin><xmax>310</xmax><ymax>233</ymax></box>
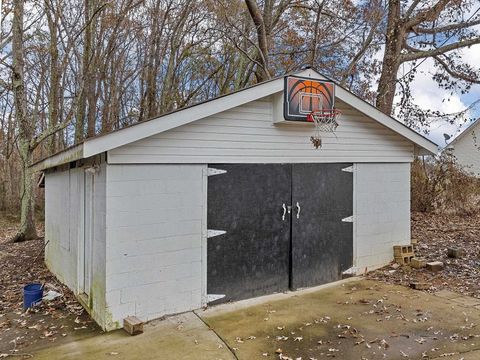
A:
<box><xmin>296</xmin><ymin>202</ymin><xmax>301</xmax><ymax>219</ymax></box>
<box><xmin>282</xmin><ymin>203</ymin><xmax>286</xmax><ymax>221</ymax></box>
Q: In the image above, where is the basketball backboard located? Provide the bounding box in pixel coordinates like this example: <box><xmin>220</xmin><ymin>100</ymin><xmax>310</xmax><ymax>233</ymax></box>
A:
<box><xmin>284</xmin><ymin>76</ymin><xmax>335</xmax><ymax>121</ymax></box>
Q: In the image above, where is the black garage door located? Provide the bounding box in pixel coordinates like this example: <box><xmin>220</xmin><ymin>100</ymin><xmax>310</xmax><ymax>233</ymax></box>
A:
<box><xmin>207</xmin><ymin>163</ymin><xmax>353</xmax><ymax>303</ymax></box>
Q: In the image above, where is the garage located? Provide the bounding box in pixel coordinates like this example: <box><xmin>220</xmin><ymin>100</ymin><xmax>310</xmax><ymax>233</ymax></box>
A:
<box><xmin>33</xmin><ymin>68</ymin><xmax>438</xmax><ymax>330</ymax></box>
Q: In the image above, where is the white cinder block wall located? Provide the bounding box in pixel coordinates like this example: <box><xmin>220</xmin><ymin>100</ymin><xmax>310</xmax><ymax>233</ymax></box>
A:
<box><xmin>45</xmin><ymin>168</ymin><xmax>83</xmax><ymax>289</ymax></box>
<box><xmin>104</xmin><ymin>164</ymin><xmax>206</xmax><ymax>330</ymax></box>
<box><xmin>354</xmin><ymin>163</ymin><xmax>411</xmax><ymax>271</ymax></box>
<box><xmin>45</xmin><ymin>163</ymin><xmax>107</xmax><ymax>329</ymax></box>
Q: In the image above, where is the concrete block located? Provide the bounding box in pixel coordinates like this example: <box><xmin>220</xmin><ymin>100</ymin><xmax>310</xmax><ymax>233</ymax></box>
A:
<box><xmin>426</xmin><ymin>261</ymin><xmax>444</xmax><ymax>272</ymax></box>
<box><xmin>123</xmin><ymin>316</ymin><xmax>143</xmax><ymax>335</ymax></box>
<box><xmin>393</xmin><ymin>245</ymin><xmax>414</xmax><ymax>257</ymax></box>
<box><xmin>447</xmin><ymin>247</ymin><xmax>465</xmax><ymax>259</ymax></box>
<box><xmin>395</xmin><ymin>255</ymin><xmax>414</xmax><ymax>265</ymax></box>
<box><xmin>410</xmin><ymin>257</ymin><xmax>427</xmax><ymax>269</ymax></box>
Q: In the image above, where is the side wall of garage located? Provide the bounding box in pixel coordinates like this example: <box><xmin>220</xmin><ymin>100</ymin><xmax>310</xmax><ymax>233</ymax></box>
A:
<box><xmin>354</xmin><ymin>163</ymin><xmax>411</xmax><ymax>271</ymax></box>
<box><xmin>45</xmin><ymin>162</ymin><xmax>107</xmax><ymax>328</ymax></box>
<box><xmin>104</xmin><ymin>164</ymin><xmax>206</xmax><ymax>330</ymax></box>
<box><xmin>45</xmin><ymin>167</ymin><xmax>83</xmax><ymax>290</ymax></box>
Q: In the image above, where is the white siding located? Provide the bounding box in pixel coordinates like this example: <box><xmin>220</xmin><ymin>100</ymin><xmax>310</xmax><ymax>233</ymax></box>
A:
<box><xmin>451</xmin><ymin>126</ymin><xmax>480</xmax><ymax>176</ymax></box>
<box><xmin>108</xmin><ymin>97</ymin><xmax>414</xmax><ymax>164</ymax></box>
<box><xmin>354</xmin><ymin>163</ymin><xmax>411</xmax><ymax>271</ymax></box>
<box><xmin>104</xmin><ymin>164</ymin><xmax>205</xmax><ymax>330</ymax></box>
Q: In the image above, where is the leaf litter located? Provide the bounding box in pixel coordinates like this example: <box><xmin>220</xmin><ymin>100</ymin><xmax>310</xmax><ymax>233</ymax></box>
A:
<box><xmin>0</xmin><ymin>218</ymin><xmax>99</xmax><ymax>355</ymax></box>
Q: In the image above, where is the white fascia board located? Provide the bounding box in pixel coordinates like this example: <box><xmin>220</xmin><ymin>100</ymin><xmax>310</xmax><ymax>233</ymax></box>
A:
<box><xmin>83</xmin><ymin>79</ymin><xmax>285</xmax><ymax>157</ymax></box>
<box><xmin>334</xmin><ymin>86</ymin><xmax>438</xmax><ymax>155</ymax></box>
<box><xmin>30</xmin><ymin>144</ymin><xmax>84</xmax><ymax>172</ymax></box>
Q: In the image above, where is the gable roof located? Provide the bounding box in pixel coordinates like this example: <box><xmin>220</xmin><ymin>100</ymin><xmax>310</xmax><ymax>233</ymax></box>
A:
<box><xmin>32</xmin><ymin>68</ymin><xmax>438</xmax><ymax>172</ymax></box>
<box><xmin>446</xmin><ymin>118</ymin><xmax>480</xmax><ymax>148</ymax></box>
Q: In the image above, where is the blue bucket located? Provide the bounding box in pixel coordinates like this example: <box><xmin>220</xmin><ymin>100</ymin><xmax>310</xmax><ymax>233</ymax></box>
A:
<box><xmin>23</xmin><ymin>283</ymin><xmax>43</xmax><ymax>309</ymax></box>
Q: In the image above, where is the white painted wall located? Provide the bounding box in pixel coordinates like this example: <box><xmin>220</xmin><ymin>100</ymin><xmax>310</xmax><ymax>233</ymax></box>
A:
<box><xmin>450</xmin><ymin>125</ymin><xmax>480</xmax><ymax>177</ymax></box>
<box><xmin>353</xmin><ymin>163</ymin><xmax>411</xmax><ymax>271</ymax></box>
<box><xmin>104</xmin><ymin>164</ymin><xmax>206</xmax><ymax>330</ymax></box>
<box><xmin>45</xmin><ymin>168</ymin><xmax>82</xmax><ymax>289</ymax></box>
<box><xmin>108</xmin><ymin>96</ymin><xmax>414</xmax><ymax>164</ymax></box>
<box><xmin>45</xmin><ymin>163</ymin><xmax>107</xmax><ymax>329</ymax></box>
<box><xmin>88</xmin><ymin>163</ymin><xmax>107</xmax><ymax>328</ymax></box>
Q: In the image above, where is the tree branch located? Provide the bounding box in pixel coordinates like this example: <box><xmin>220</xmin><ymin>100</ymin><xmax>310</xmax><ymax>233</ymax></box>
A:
<box><xmin>404</xmin><ymin>0</ymin><xmax>423</xmax><ymax>20</ymax></box>
<box><xmin>413</xmin><ymin>18</ymin><xmax>480</xmax><ymax>34</ymax></box>
<box><xmin>433</xmin><ymin>55</ymin><xmax>480</xmax><ymax>84</ymax></box>
<box><xmin>405</xmin><ymin>0</ymin><xmax>451</xmax><ymax>28</ymax></box>
<box><xmin>401</xmin><ymin>37</ymin><xmax>480</xmax><ymax>62</ymax></box>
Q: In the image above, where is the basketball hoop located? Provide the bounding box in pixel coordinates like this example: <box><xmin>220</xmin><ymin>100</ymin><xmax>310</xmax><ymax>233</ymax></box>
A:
<box><xmin>307</xmin><ymin>109</ymin><xmax>341</xmax><ymax>149</ymax></box>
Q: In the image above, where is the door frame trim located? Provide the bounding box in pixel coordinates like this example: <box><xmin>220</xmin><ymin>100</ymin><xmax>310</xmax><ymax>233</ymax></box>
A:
<box><xmin>76</xmin><ymin>169</ymin><xmax>85</xmax><ymax>296</ymax></box>
<box><xmin>352</xmin><ymin>163</ymin><xmax>358</xmax><ymax>272</ymax></box>
<box><xmin>201</xmin><ymin>164</ymin><xmax>208</xmax><ymax>307</ymax></box>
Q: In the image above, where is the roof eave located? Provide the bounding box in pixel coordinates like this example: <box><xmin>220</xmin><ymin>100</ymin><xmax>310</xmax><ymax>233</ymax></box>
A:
<box><xmin>32</xmin><ymin>68</ymin><xmax>439</xmax><ymax>169</ymax></box>
<box><xmin>444</xmin><ymin>117</ymin><xmax>480</xmax><ymax>149</ymax></box>
<box><xmin>31</xmin><ymin>144</ymin><xmax>84</xmax><ymax>172</ymax></box>
<box><xmin>333</xmin><ymin>85</ymin><xmax>438</xmax><ymax>155</ymax></box>
<box><xmin>83</xmin><ymin>75</ymin><xmax>288</xmax><ymax>158</ymax></box>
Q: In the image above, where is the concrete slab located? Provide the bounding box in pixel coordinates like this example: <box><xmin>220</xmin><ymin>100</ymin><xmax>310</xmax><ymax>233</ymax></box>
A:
<box><xmin>31</xmin><ymin>312</ymin><xmax>235</xmax><ymax>360</ymax></box>
<box><xmin>200</xmin><ymin>279</ymin><xmax>480</xmax><ymax>360</ymax></box>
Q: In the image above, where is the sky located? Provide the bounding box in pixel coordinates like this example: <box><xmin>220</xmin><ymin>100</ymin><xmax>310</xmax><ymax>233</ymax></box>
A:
<box><xmin>403</xmin><ymin>44</ymin><xmax>480</xmax><ymax>148</ymax></box>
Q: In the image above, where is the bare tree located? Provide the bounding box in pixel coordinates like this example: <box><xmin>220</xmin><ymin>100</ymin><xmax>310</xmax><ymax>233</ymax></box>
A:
<box><xmin>244</xmin><ymin>0</ymin><xmax>292</xmax><ymax>81</ymax></box>
<box><xmin>376</xmin><ymin>0</ymin><xmax>480</xmax><ymax>115</ymax></box>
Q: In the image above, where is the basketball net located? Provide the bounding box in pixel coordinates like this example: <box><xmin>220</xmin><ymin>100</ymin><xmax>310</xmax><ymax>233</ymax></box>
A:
<box><xmin>306</xmin><ymin>109</ymin><xmax>341</xmax><ymax>149</ymax></box>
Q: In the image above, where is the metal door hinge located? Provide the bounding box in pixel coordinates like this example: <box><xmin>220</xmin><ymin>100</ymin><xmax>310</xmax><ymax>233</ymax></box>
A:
<box><xmin>207</xmin><ymin>229</ymin><xmax>226</xmax><ymax>238</ymax></box>
<box><xmin>207</xmin><ymin>294</ymin><xmax>225</xmax><ymax>302</ymax></box>
<box><xmin>341</xmin><ymin>166</ymin><xmax>354</xmax><ymax>173</ymax></box>
<box><xmin>342</xmin><ymin>215</ymin><xmax>354</xmax><ymax>223</ymax></box>
<box><xmin>206</xmin><ymin>167</ymin><xmax>227</xmax><ymax>176</ymax></box>
<box><xmin>342</xmin><ymin>266</ymin><xmax>357</xmax><ymax>275</ymax></box>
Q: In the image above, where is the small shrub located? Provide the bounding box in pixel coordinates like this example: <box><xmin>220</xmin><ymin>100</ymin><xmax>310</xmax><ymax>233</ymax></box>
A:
<box><xmin>411</xmin><ymin>152</ymin><xmax>480</xmax><ymax>215</ymax></box>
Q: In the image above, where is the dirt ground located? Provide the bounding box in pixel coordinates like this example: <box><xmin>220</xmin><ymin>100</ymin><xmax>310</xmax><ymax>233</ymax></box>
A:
<box><xmin>0</xmin><ymin>214</ymin><xmax>100</xmax><ymax>357</ymax></box>
<box><xmin>368</xmin><ymin>212</ymin><xmax>480</xmax><ymax>297</ymax></box>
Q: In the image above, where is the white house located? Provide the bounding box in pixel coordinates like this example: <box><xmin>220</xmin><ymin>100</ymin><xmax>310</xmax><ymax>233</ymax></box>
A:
<box><xmin>32</xmin><ymin>68</ymin><xmax>438</xmax><ymax>331</ymax></box>
<box><xmin>446</xmin><ymin>118</ymin><xmax>480</xmax><ymax>176</ymax></box>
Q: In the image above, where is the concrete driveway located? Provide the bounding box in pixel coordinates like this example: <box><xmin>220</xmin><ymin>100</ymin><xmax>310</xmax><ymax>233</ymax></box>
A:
<box><xmin>31</xmin><ymin>312</ymin><xmax>234</xmax><ymax>360</ymax></box>
<box><xmin>31</xmin><ymin>278</ymin><xmax>480</xmax><ymax>359</ymax></box>
<box><xmin>200</xmin><ymin>279</ymin><xmax>480</xmax><ymax>360</ymax></box>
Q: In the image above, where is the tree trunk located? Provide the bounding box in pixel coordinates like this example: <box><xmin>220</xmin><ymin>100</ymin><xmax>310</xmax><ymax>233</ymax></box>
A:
<box><xmin>85</xmin><ymin>0</ymin><xmax>97</xmax><ymax>138</ymax></box>
<box><xmin>12</xmin><ymin>144</ymin><xmax>37</xmax><ymax>242</ymax></box>
<box><xmin>11</xmin><ymin>0</ymin><xmax>37</xmax><ymax>242</ymax></box>
<box><xmin>375</xmin><ymin>0</ymin><xmax>403</xmax><ymax>115</ymax></box>
<box><xmin>244</xmin><ymin>0</ymin><xmax>270</xmax><ymax>82</ymax></box>
<box><xmin>46</xmin><ymin>0</ymin><xmax>60</xmax><ymax>154</ymax></box>
<box><xmin>75</xmin><ymin>0</ymin><xmax>96</xmax><ymax>142</ymax></box>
